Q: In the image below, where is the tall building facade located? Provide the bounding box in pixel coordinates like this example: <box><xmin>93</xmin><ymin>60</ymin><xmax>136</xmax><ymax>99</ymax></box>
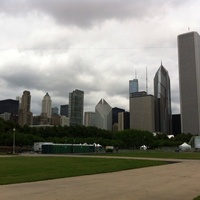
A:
<box><xmin>95</xmin><ymin>99</ymin><xmax>112</xmax><ymax>131</ymax></box>
<box><xmin>118</xmin><ymin>111</ymin><xmax>130</xmax><ymax>131</ymax></box>
<box><xmin>130</xmin><ymin>92</ymin><xmax>155</xmax><ymax>132</ymax></box>
<box><xmin>178</xmin><ymin>31</ymin><xmax>200</xmax><ymax>135</ymax></box>
<box><xmin>68</xmin><ymin>89</ymin><xmax>84</xmax><ymax>125</ymax></box>
<box><xmin>112</xmin><ymin>107</ymin><xmax>125</xmax><ymax>126</ymax></box>
<box><xmin>154</xmin><ymin>64</ymin><xmax>172</xmax><ymax>134</ymax></box>
<box><xmin>60</xmin><ymin>104</ymin><xmax>69</xmax><ymax>117</ymax></box>
<box><xmin>172</xmin><ymin>114</ymin><xmax>181</xmax><ymax>135</ymax></box>
<box><xmin>129</xmin><ymin>79</ymin><xmax>138</xmax><ymax>96</ymax></box>
<box><xmin>41</xmin><ymin>93</ymin><xmax>52</xmax><ymax>118</ymax></box>
<box><xmin>84</xmin><ymin>112</ymin><xmax>95</xmax><ymax>127</ymax></box>
<box><xmin>51</xmin><ymin>114</ymin><xmax>61</xmax><ymax>126</ymax></box>
<box><xmin>0</xmin><ymin>99</ymin><xmax>19</xmax><ymax>115</ymax></box>
<box><xmin>52</xmin><ymin>107</ymin><xmax>59</xmax><ymax>115</ymax></box>
<box><xmin>18</xmin><ymin>90</ymin><xmax>33</xmax><ymax>126</ymax></box>
<box><xmin>61</xmin><ymin>116</ymin><xmax>70</xmax><ymax>126</ymax></box>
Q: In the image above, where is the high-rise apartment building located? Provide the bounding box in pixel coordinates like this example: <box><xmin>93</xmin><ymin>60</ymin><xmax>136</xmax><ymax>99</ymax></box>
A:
<box><xmin>18</xmin><ymin>90</ymin><xmax>33</xmax><ymax>126</ymax></box>
<box><xmin>95</xmin><ymin>99</ymin><xmax>112</xmax><ymax>131</ymax></box>
<box><xmin>68</xmin><ymin>89</ymin><xmax>84</xmax><ymax>125</ymax></box>
<box><xmin>130</xmin><ymin>92</ymin><xmax>155</xmax><ymax>132</ymax></box>
<box><xmin>154</xmin><ymin>64</ymin><xmax>172</xmax><ymax>134</ymax></box>
<box><xmin>129</xmin><ymin>79</ymin><xmax>138</xmax><ymax>96</ymax></box>
<box><xmin>178</xmin><ymin>31</ymin><xmax>200</xmax><ymax>135</ymax></box>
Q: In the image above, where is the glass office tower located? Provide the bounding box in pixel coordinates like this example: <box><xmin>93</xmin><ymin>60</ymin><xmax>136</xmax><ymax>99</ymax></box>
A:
<box><xmin>129</xmin><ymin>79</ymin><xmax>138</xmax><ymax>96</ymax></box>
<box><xmin>68</xmin><ymin>89</ymin><xmax>84</xmax><ymax>125</ymax></box>
<box><xmin>154</xmin><ymin>64</ymin><xmax>172</xmax><ymax>134</ymax></box>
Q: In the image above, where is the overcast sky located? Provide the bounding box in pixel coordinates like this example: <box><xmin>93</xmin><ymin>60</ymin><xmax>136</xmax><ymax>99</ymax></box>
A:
<box><xmin>0</xmin><ymin>0</ymin><xmax>200</xmax><ymax>115</ymax></box>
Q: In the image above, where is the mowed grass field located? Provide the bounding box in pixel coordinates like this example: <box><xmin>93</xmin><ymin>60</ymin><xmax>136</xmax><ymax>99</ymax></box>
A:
<box><xmin>1</xmin><ymin>150</ymin><xmax>200</xmax><ymax>185</ymax></box>
<box><xmin>0</xmin><ymin>155</ymin><xmax>169</xmax><ymax>185</ymax></box>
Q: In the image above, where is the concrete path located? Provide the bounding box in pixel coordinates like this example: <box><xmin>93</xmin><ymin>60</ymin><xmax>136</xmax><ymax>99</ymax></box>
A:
<box><xmin>0</xmin><ymin>155</ymin><xmax>200</xmax><ymax>200</ymax></box>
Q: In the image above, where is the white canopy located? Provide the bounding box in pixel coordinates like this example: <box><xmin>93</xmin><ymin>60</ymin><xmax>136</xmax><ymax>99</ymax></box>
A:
<box><xmin>179</xmin><ymin>142</ymin><xmax>191</xmax><ymax>151</ymax></box>
<box><xmin>140</xmin><ymin>145</ymin><xmax>147</xmax><ymax>150</ymax></box>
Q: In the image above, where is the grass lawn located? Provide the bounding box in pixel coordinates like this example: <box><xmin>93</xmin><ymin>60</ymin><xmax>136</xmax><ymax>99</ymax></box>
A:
<box><xmin>100</xmin><ymin>150</ymin><xmax>200</xmax><ymax>160</ymax></box>
<box><xmin>0</xmin><ymin>155</ymin><xmax>169</xmax><ymax>185</ymax></box>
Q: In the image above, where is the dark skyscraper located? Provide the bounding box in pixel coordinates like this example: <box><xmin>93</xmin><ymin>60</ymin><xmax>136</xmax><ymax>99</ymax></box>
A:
<box><xmin>118</xmin><ymin>111</ymin><xmax>130</xmax><ymax>131</ymax></box>
<box><xmin>112</xmin><ymin>107</ymin><xmax>125</xmax><ymax>125</ymax></box>
<box><xmin>68</xmin><ymin>89</ymin><xmax>84</xmax><ymax>125</ymax></box>
<box><xmin>154</xmin><ymin>63</ymin><xmax>172</xmax><ymax>134</ymax></box>
<box><xmin>172</xmin><ymin>114</ymin><xmax>181</xmax><ymax>135</ymax></box>
<box><xmin>60</xmin><ymin>105</ymin><xmax>69</xmax><ymax>117</ymax></box>
<box><xmin>178</xmin><ymin>32</ymin><xmax>200</xmax><ymax>135</ymax></box>
<box><xmin>0</xmin><ymin>99</ymin><xmax>19</xmax><ymax>115</ymax></box>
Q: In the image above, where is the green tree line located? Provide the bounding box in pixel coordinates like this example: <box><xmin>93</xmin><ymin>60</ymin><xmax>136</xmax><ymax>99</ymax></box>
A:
<box><xmin>0</xmin><ymin>118</ymin><xmax>193</xmax><ymax>149</ymax></box>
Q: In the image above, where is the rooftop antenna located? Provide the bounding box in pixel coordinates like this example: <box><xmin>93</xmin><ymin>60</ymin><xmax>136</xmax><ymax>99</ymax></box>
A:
<box><xmin>146</xmin><ymin>67</ymin><xmax>148</xmax><ymax>94</ymax></box>
<box><xmin>135</xmin><ymin>69</ymin><xmax>137</xmax><ymax>79</ymax></box>
<box><xmin>188</xmin><ymin>27</ymin><xmax>190</xmax><ymax>31</ymax></box>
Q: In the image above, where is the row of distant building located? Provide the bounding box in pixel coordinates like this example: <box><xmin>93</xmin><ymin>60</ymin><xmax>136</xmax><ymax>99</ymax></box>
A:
<box><xmin>0</xmin><ymin>63</ymin><xmax>180</xmax><ymax>135</ymax></box>
<box><xmin>0</xmin><ymin>89</ymin><xmax>84</xmax><ymax>127</ymax></box>
<box><xmin>1</xmin><ymin>31</ymin><xmax>200</xmax><ymax>135</ymax></box>
<box><xmin>0</xmin><ymin>90</ymin><xmax>180</xmax><ymax>135</ymax></box>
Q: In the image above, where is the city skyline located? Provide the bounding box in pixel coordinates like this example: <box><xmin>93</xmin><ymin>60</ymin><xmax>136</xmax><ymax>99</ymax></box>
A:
<box><xmin>1</xmin><ymin>1</ymin><xmax>200</xmax><ymax>115</ymax></box>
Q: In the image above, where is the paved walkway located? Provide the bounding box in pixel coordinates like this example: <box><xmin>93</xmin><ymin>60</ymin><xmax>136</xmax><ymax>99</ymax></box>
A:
<box><xmin>0</xmin><ymin>155</ymin><xmax>200</xmax><ymax>200</ymax></box>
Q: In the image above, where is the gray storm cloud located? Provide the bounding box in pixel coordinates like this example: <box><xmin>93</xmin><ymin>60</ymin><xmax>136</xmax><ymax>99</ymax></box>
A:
<box><xmin>0</xmin><ymin>0</ymin><xmax>198</xmax><ymax>115</ymax></box>
<box><xmin>0</xmin><ymin>0</ymin><xmax>190</xmax><ymax>27</ymax></box>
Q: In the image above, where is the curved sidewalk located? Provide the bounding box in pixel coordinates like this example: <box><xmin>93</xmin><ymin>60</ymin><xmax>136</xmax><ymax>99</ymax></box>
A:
<box><xmin>0</xmin><ymin>156</ymin><xmax>200</xmax><ymax>200</ymax></box>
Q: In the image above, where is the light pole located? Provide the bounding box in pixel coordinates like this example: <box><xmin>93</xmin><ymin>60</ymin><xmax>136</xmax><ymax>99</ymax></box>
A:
<box><xmin>13</xmin><ymin>128</ymin><xmax>16</xmax><ymax>154</ymax></box>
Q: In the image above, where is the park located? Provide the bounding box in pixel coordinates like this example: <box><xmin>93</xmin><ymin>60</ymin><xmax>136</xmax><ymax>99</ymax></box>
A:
<box><xmin>1</xmin><ymin>151</ymin><xmax>200</xmax><ymax>200</ymax></box>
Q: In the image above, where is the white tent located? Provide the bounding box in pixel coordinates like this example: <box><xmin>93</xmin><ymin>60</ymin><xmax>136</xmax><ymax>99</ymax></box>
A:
<box><xmin>140</xmin><ymin>145</ymin><xmax>147</xmax><ymax>150</ymax></box>
<box><xmin>179</xmin><ymin>142</ymin><xmax>191</xmax><ymax>151</ymax></box>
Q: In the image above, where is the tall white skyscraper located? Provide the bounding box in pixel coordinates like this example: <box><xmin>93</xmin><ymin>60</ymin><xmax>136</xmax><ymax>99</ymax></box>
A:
<box><xmin>42</xmin><ymin>93</ymin><xmax>52</xmax><ymax>118</ymax></box>
<box><xmin>178</xmin><ymin>31</ymin><xmax>200</xmax><ymax>135</ymax></box>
